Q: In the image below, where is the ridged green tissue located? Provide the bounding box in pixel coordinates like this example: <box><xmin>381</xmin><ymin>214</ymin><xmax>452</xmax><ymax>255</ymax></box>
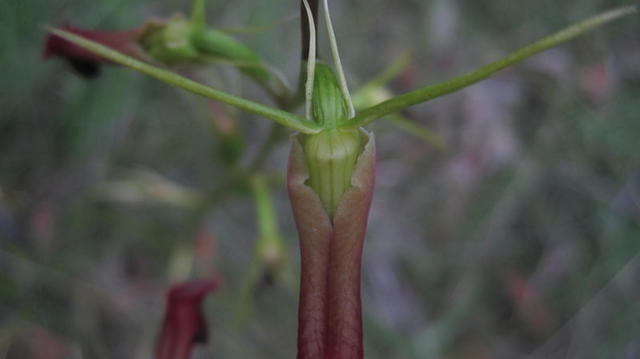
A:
<box><xmin>303</xmin><ymin>129</ymin><xmax>363</xmax><ymax>218</ymax></box>
<box><xmin>311</xmin><ymin>63</ymin><xmax>348</xmax><ymax>129</ymax></box>
<box><xmin>303</xmin><ymin>64</ymin><xmax>363</xmax><ymax>218</ymax></box>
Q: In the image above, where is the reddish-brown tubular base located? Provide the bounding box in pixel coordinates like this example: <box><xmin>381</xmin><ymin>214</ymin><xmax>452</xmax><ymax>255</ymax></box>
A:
<box><xmin>288</xmin><ymin>130</ymin><xmax>376</xmax><ymax>359</ymax></box>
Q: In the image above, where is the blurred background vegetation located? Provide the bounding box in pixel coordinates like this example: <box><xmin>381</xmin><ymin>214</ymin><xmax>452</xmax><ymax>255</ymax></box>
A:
<box><xmin>1</xmin><ymin>0</ymin><xmax>639</xmax><ymax>358</ymax></box>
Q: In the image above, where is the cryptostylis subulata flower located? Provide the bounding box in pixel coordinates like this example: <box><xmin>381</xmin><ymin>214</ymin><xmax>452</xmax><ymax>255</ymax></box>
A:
<box><xmin>45</xmin><ymin>0</ymin><xmax>636</xmax><ymax>357</ymax></box>
<box><xmin>288</xmin><ymin>2</ymin><xmax>376</xmax><ymax>354</ymax></box>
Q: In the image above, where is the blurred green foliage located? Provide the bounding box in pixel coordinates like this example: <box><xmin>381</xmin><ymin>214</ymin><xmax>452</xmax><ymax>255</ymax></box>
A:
<box><xmin>1</xmin><ymin>0</ymin><xmax>639</xmax><ymax>358</ymax></box>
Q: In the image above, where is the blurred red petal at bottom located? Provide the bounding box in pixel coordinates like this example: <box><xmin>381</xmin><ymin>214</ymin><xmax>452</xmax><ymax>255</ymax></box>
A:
<box><xmin>155</xmin><ymin>277</ymin><xmax>220</xmax><ymax>359</ymax></box>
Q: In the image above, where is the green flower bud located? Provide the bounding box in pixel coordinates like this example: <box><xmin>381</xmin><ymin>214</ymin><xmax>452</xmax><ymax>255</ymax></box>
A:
<box><xmin>139</xmin><ymin>16</ymin><xmax>280</xmax><ymax>97</ymax></box>
<box><xmin>192</xmin><ymin>29</ymin><xmax>270</xmax><ymax>83</ymax></box>
<box><xmin>139</xmin><ymin>17</ymin><xmax>201</xmax><ymax>64</ymax></box>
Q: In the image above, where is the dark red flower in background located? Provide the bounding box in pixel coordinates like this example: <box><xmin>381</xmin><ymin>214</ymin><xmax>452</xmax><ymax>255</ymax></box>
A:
<box><xmin>154</xmin><ymin>277</ymin><xmax>220</xmax><ymax>359</ymax></box>
<box><xmin>43</xmin><ymin>23</ymin><xmax>148</xmax><ymax>78</ymax></box>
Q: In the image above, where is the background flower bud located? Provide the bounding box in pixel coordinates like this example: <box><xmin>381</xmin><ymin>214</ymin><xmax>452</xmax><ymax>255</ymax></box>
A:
<box><xmin>139</xmin><ymin>17</ymin><xmax>202</xmax><ymax>64</ymax></box>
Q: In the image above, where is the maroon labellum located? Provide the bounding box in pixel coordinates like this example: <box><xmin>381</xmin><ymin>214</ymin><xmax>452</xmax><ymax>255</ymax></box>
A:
<box><xmin>288</xmin><ymin>130</ymin><xmax>376</xmax><ymax>359</ymax></box>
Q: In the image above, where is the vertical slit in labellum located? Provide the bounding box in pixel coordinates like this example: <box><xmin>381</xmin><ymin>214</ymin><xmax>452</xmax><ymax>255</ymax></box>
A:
<box><xmin>289</xmin><ymin>130</ymin><xmax>375</xmax><ymax>359</ymax></box>
<box><xmin>328</xmin><ymin>133</ymin><xmax>335</xmax><ymax>214</ymax></box>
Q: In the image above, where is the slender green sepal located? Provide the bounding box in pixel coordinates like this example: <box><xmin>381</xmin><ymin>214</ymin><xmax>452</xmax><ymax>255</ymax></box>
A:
<box><xmin>345</xmin><ymin>5</ymin><xmax>637</xmax><ymax>129</ymax></box>
<box><xmin>48</xmin><ymin>28</ymin><xmax>320</xmax><ymax>134</ymax></box>
<box><xmin>191</xmin><ymin>0</ymin><xmax>206</xmax><ymax>31</ymax></box>
<box><xmin>351</xmin><ymin>53</ymin><xmax>445</xmax><ymax>149</ymax></box>
<box><xmin>354</xmin><ymin>84</ymin><xmax>445</xmax><ymax>148</ymax></box>
<box><xmin>302</xmin><ymin>0</ymin><xmax>318</xmax><ymax>122</ymax></box>
<box><xmin>322</xmin><ymin>0</ymin><xmax>355</xmax><ymax>118</ymax></box>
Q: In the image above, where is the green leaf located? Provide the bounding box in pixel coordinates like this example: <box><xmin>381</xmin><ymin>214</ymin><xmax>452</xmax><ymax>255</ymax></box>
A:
<box><xmin>48</xmin><ymin>28</ymin><xmax>321</xmax><ymax>134</ymax></box>
<box><xmin>345</xmin><ymin>5</ymin><xmax>637</xmax><ymax>129</ymax></box>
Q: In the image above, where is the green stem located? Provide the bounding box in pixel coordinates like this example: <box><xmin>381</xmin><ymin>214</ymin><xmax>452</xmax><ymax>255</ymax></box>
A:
<box><xmin>191</xmin><ymin>0</ymin><xmax>206</xmax><ymax>31</ymax></box>
<box><xmin>192</xmin><ymin>29</ymin><xmax>292</xmax><ymax>104</ymax></box>
<box><xmin>345</xmin><ymin>5</ymin><xmax>636</xmax><ymax>129</ymax></box>
<box><xmin>252</xmin><ymin>176</ymin><xmax>280</xmax><ymax>242</ymax></box>
<box><xmin>234</xmin><ymin>176</ymin><xmax>286</xmax><ymax>326</ymax></box>
<box><xmin>351</xmin><ymin>53</ymin><xmax>444</xmax><ymax>148</ymax></box>
<box><xmin>49</xmin><ymin>28</ymin><xmax>321</xmax><ymax>134</ymax></box>
<box><xmin>191</xmin><ymin>0</ymin><xmax>293</xmax><ymax>105</ymax></box>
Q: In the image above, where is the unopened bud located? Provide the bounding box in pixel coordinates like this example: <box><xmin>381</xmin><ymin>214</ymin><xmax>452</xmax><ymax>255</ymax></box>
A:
<box><xmin>140</xmin><ymin>17</ymin><xmax>201</xmax><ymax>64</ymax></box>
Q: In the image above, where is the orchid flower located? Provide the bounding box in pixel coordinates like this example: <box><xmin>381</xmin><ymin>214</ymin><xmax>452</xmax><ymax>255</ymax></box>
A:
<box><xmin>45</xmin><ymin>0</ymin><xmax>289</xmax><ymax>102</ymax></box>
<box><xmin>45</xmin><ymin>1</ymin><xmax>636</xmax><ymax>358</ymax></box>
